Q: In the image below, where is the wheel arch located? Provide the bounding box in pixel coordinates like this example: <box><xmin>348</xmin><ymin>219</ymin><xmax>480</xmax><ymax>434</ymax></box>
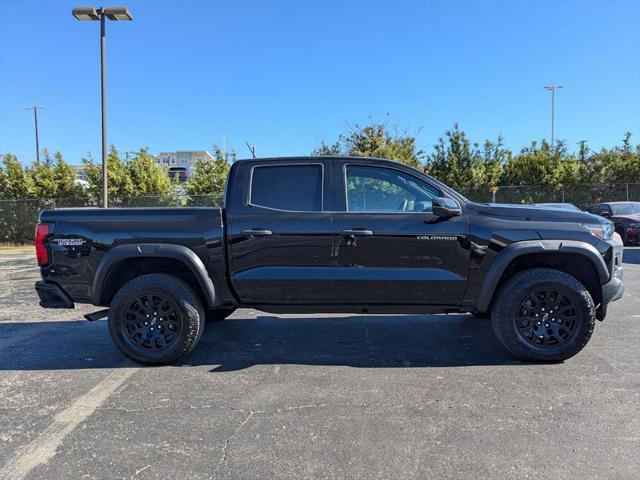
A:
<box><xmin>475</xmin><ymin>240</ymin><xmax>609</xmax><ymax>314</ymax></box>
<box><xmin>93</xmin><ymin>244</ymin><xmax>217</xmax><ymax>308</ymax></box>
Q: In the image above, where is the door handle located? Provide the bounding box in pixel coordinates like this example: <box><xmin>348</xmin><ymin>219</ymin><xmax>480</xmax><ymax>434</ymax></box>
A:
<box><xmin>241</xmin><ymin>229</ymin><xmax>273</xmax><ymax>236</ymax></box>
<box><xmin>342</xmin><ymin>229</ymin><xmax>374</xmax><ymax>237</ymax></box>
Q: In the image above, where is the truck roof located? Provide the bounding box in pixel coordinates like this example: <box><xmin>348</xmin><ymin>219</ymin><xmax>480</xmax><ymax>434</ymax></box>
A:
<box><xmin>232</xmin><ymin>156</ymin><xmax>409</xmax><ymax>166</ymax></box>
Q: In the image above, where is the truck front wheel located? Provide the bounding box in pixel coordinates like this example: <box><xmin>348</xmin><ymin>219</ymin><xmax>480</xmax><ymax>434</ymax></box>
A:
<box><xmin>108</xmin><ymin>273</ymin><xmax>205</xmax><ymax>365</ymax></box>
<box><xmin>491</xmin><ymin>268</ymin><xmax>596</xmax><ymax>362</ymax></box>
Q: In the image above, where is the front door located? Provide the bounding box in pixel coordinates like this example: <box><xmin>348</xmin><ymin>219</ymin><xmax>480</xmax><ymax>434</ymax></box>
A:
<box><xmin>227</xmin><ymin>161</ymin><xmax>334</xmax><ymax>303</ymax></box>
<box><xmin>331</xmin><ymin>163</ymin><xmax>470</xmax><ymax>304</ymax></box>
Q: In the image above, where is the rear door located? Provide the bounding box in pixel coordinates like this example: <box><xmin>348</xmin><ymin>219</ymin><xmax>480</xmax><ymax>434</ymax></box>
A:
<box><xmin>330</xmin><ymin>162</ymin><xmax>470</xmax><ymax>304</ymax></box>
<box><xmin>227</xmin><ymin>161</ymin><xmax>334</xmax><ymax>303</ymax></box>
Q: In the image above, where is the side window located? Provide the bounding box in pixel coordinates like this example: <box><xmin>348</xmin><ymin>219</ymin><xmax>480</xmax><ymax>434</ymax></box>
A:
<box><xmin>250</xmin><ymin>164</ymin><xmax>323</xmax><ymax>212</ymax></box>
<box><xmin>345</xmin><ymin>165</ymin><xmax>439</xmax><ymax>213</ymax></box>
<box><xmin>598</xmin><ymin>205</ymin><xmax>611</xmax><ymax>216</ymax></box>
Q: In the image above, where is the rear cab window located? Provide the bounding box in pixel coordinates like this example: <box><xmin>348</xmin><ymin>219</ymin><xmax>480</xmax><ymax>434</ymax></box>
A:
<box><xmin>250</xmin><ymin>164</ymin><xmax>323</xmax><ymax>212</ymax></box>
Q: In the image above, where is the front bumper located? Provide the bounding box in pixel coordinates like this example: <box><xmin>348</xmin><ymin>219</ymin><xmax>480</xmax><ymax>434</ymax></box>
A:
<box><xmin>602</xmin><ymin>274</ymin><xmax>624</xmax><ymax>305</ymax></box>
<box><xmin>598</xmin><ymin>235</ymin><xmax>625</xmax><ymax>319</ymax></box>
<box><xmin>626</xmin><ymin>227</ymin><xmax>640</xmax><ymax>244</ymax></box>
<box><xmin>35</xmin><ymin>281</ymin><xmax>75</xmax><ymax>309</ymax></box>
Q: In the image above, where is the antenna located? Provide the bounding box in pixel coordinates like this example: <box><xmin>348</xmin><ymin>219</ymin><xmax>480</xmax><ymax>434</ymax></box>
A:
<box><xmin>245</xmin><ymin>141</ymin><xmax>256</xmax><ymax>159</ymax></box>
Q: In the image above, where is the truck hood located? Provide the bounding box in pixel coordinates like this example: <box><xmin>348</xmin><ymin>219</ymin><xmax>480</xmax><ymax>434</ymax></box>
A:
<box><xmin>613</xmin><ymin>214</ymin><xmax>640</xmax><ymax>223</ymax></box>
<box><xmin>468</xmin><ymin>202</ymin><xmax>603</xmax><ymax>224</ymax></box>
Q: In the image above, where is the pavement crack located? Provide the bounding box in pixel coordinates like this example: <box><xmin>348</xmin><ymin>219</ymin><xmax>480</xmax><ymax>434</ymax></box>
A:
<box><xmin>215</xmin><ymin>410</ymin><xmax>261</xmax><ymax>474</ymax></box>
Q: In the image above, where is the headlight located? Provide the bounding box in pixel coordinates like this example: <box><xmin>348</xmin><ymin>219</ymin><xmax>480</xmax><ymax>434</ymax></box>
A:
<box><xmin>582</xmin><ymin>222</ymin><xmax>614</xmax><ymax>240</ymax></box>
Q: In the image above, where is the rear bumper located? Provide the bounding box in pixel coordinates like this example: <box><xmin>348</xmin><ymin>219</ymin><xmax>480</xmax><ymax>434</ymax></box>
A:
<box><xmin>35</xmin><ymin>281</ymin><xmax>74</xmax><ymax>309</ymax></box>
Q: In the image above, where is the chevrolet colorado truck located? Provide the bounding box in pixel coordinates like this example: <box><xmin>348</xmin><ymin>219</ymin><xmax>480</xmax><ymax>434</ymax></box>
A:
<box><xmin>34</xmin><ymin>157</ymin><xmax>625</xmax><ymax>364</ymax></box>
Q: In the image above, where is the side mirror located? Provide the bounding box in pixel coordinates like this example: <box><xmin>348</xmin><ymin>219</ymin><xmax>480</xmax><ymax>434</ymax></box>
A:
<box><xmin>432</xmin><ymin>197</ymin><xmax>462</xmax><ymax>218</ymax></box>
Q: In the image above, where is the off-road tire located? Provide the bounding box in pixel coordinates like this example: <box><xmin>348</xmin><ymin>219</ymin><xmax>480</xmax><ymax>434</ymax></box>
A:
<box><xmin>108</xmin><ymin>273</ymin><xmax>205</xmax><ymax>365</ymax></box>
<box><xmin>491</xmin><ymin>268</ymin><xmax>596</xmax><ymax>362</ymax></box>
<box><xmin>206</xmin><ymin>308</ymin><xmax>235</xmax><ymax>322</ymax></box>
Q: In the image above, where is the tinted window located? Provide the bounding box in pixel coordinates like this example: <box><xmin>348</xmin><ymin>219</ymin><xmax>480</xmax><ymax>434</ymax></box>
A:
<box><xmin>250</xmin><ymin>164</ymin><xmax>323</xmax><ymax>212</ymax></box>
<box><xmin>598</xmin><ymin>205</ymin><xmax>612</xmax><ymax>216</ymax></box>
<box><xmin>611</xmin><ymin>203</ymin><xmax>640</xmax><ymax>215</ymax></box>
<box><xmin>346</xmin><ymin>165</ymin><xmax>439</xmax><ymax>212</ymax></box>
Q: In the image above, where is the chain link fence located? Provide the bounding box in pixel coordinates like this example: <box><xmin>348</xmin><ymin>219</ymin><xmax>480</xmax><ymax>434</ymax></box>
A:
<box><xmin>1</xmin><ymin>185</ymin><xmax>638</xmax><ymax>244</ymax></box>
<box><xmin>0</xmin><ymin>194</ymin><xmax>223</xmax><ymax>244</ymax></box>
<box><xmin>460</xmin><ymin>183</ymin><xmax>640</xmax><ymax>206</ymax></box>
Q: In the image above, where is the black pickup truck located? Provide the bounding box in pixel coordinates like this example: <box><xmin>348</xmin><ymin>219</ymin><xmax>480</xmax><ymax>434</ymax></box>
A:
<box><xmin>35</xmin><ymin>156</ymin><xmax>625</xmax><ymax>364</ymax></box>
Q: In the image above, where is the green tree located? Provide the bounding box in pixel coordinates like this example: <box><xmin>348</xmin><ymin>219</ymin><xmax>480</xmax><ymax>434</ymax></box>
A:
<box><xmin>53</xmin><ymin>151</ymin><xmax>86</xmax><ymax>201</ymax></box>
<box><xmin>29</xmin><ymin>150</ymin><xmax>85</xmax><ymax>201</ymax></box>
<box><xmin>424</xmin><ymin>124</ymin><xmax>500</xmax><ymax>191</ymax></box>
<box><xmin>583</xmin><ymin>132</ymin><xmax>640</xmax><ymax>184</ymax></box>
<box><xmin>127</xmin><ymin>148</ymin><xmax>173</xmax><ymax>197</ymax></box>
<box><xmin>83</xmin><ymin>146</ymin><xmax>134</xmax><ymax>203</ymax></box>
<box><xmin>0</xmin><ymin>154</ymin><xmax>34</xmax><ymax>198</ymax></box>
<box><xmin>185</xmin><ymin>147</ymin><xmax>230</xmax><ymax>204</ymax></box>
<box><xmin>312</xmin><ymin>122</ymin><xmax>424</xmax><ymax>169</ymax></box>
<box><xmin>30</xmin><ymin>149</ymin><xmax>57</xmax><ymax>198</ymax></box>
<box><xmin>312</xmin><ymin>141</ymin><xmax>341</xmax><ymax>157</ymax></box>
<box><xmin>481</xmin><ymin>137</ymin><xmax>509</xmax><ymax>188</ymax></box>
<box><xmin>503</xmin><ymin>140</ymin><xmax>581</xmax><ymax>188</ymax></box>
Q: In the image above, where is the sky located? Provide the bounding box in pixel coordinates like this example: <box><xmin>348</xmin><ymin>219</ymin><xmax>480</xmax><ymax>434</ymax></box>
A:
<box><xmin>1</xmin><ymin>0</ymin><xmax>639</xmax><ymax>165</ymax></box>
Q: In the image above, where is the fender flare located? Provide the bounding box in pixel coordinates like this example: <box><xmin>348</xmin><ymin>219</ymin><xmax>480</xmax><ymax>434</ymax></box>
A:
<box><xmin>475</xmin><ymin>239</ymin><xmax>609</xmax><ymax>312</ymax></box>
<box><xmin>92</xmin><ymin>243</ymin><xmax>217</xmax><ymax>307</ymax></box>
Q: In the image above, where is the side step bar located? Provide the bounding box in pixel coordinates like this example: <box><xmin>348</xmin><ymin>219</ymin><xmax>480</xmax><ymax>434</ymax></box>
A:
<box><xmin>84</xmin><ymin>309</ymin><xmax>110</xmax><ymax>322</ymax></box>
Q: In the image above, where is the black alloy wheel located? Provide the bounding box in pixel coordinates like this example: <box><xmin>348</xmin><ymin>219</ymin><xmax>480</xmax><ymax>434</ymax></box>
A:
<box><xmin>515</xmin><ymin>288</ymin><xmax>577</xmax><ymax>347</ymax></box>
<box><xmin>491</xmin><ymin>268</ymin><xmax>596</xmax><ymax>362</ymax></box>
<box><xmin>108</xmin><ymin>273</ymin><xmax>205</xmax><ymax>365</ymax></box>
<box><xmin>122</xmin><ymin>294</ymin><xmax>182</xmax><ymax>351</ymax></box>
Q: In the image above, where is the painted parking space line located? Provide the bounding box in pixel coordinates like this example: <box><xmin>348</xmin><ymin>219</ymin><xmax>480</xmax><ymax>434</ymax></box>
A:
<box><xmin>0</xmin><ymin>366</ymin><xmax>139</xmax><ymax>480</ymax></box>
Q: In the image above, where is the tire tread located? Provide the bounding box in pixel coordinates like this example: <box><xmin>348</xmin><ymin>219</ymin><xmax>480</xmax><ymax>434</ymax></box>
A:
<box><xmin>108</xmin><ymin>273</ymin><xmax>205</xmax><ymax>365</ymax></box>
<box><xmin>491</xmin><ymin>268</ymin><xmax>596</xmax><ymax>362</ymax></box>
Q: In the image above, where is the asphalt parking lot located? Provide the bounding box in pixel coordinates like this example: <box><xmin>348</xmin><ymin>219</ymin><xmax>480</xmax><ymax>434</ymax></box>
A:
<box><xmin>0</xmin><ymin>247</ymin><xmax>638</xmax><ymax>480</ymax></box>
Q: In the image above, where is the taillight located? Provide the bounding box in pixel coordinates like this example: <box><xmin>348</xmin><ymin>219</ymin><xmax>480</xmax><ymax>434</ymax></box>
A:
<box><xmin>35</xmin><ymin>223</ymin><xmax>52</xmax><ymax>266</ymax></box>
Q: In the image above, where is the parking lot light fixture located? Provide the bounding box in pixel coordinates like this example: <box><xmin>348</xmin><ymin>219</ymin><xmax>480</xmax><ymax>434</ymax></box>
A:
<box><xmin>543</xmin><ymin>85</ymin><xmax>564</xmax><ymax>147</ymax></box>
<box><xmin>103</xmin><ymin>7</ymin><xmax>133</xmax><ymax>21</ymax></box>
<box><xmin>72</xmin><ymin>6</ymin><xmax>100</xmax><ymax>20</ymax></box>
<box><xmin>72</xmin><ymin>5</ymin><xmax>133</xmax><ymax>208</ymax></box>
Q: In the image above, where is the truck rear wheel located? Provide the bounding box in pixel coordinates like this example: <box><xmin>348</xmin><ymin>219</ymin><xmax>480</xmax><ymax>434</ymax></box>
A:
<box><xmin>491</xmin><ymin>268</ymin><xmax>596</xmax><ymax>362</ymax></box>
<box><xmin>108</xmin><ymin>273</ymin><xmax>205</xmax><ymax>365</ymax></box>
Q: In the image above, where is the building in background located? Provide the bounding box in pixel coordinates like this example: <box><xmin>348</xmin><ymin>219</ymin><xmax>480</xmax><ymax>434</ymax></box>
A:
<box><xmin>70</xmin><ymin>164</ymin><xmax>89</xmax><ymax>189</ymax></box>
<box><xmin>155</xmin><ymin>150</ymin><xmax>214</xmax><ymax>182</ymax></box>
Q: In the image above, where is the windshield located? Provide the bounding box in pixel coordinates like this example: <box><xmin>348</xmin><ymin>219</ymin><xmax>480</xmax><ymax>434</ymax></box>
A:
<box><xmin>612</xmin><ymin>202</ymin><xmax>640</xmax><ymax>216</ymax></box>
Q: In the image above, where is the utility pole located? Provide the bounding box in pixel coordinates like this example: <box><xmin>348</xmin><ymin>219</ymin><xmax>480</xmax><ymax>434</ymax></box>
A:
<box><xmin>222</xmin><ymin>134</ymin><xmax>226</xmax><ymax>162</ymax></box>
<box><xmin>543</xmin><ymin>86</ymin><xmax>563</xmax><ymax>146</ymax></box>
<box><xmin>24</xmin><ymin>106</ymin><xmax>43</xmax><ymax>162</ymax></box>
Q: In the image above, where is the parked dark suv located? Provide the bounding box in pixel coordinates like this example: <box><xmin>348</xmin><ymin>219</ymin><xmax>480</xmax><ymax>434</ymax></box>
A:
<box><xmin>589</xmin><ymin>201</ymin><xmax>640</xmax><ymax>245</ymax></box>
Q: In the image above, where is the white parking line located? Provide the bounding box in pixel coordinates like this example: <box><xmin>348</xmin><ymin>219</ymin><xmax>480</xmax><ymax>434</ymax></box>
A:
<box><xmin>0</xmin><ymin>366</ymin><xmax>139</xmax><ymax>480</ymax></box>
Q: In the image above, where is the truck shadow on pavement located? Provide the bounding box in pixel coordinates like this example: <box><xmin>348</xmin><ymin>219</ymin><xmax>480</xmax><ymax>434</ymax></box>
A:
<box><xmin>0</xmin><ymin>314</ymin><xmax>525</xmax><ymax>371</ymax></box>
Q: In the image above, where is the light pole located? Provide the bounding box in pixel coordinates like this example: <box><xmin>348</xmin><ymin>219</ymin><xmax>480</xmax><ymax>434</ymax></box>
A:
<box><xmin>24</xmin><ymin>105</ymin><xmax>43</xmax><ymax>163</ymax></box>
<box><xmin>543</xmin><ymin>85</ymin><xmax>563</xmax><ymax>146</ymax></box>
<box><xmin>72</xmin><ymin>6</ymin><xmax>133</xmax><ymax>208</ymax></box>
